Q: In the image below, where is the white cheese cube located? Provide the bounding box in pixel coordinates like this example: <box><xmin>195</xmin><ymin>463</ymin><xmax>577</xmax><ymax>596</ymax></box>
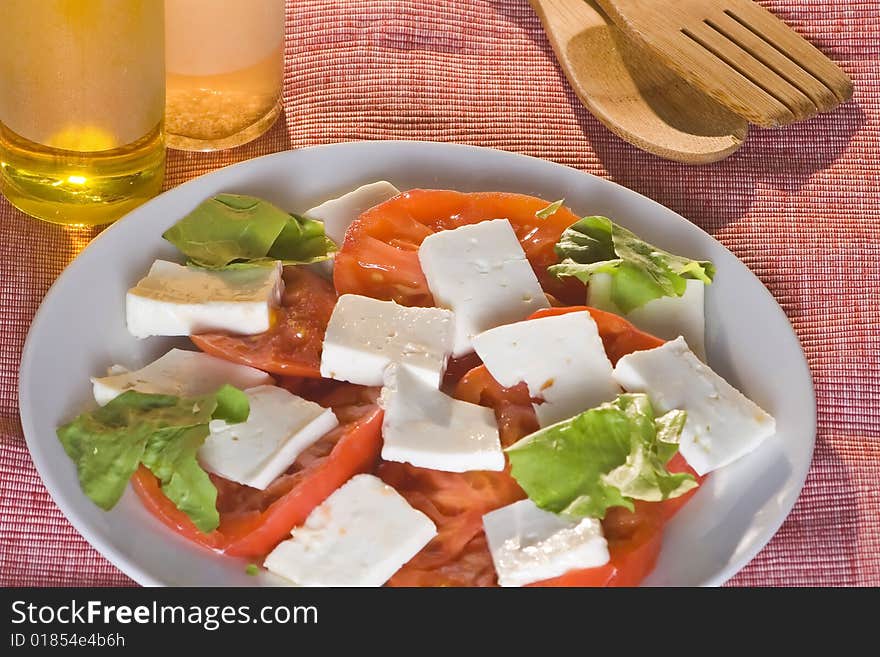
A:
<box><xmin>91</xmin><ymin>348</ymin><xmax>272</xmax><ymax>406</ymax></box>
<box><xmin>263</xmin><ymin>474</ymin><xmax>437</xmax><ymax>587</ymax></box>
<box><xmin>418</xmin><ymin>219</ymin><xmax>550</xmax><ymax>356</ymax></box>
<box><xmin>483</xmin><ymin>499</ymin><xmax>610</xmax><ymax>587</ymax></box>
<box><xmin>319</xmin><ymin>294</ymin><xmax>455</xmax><ymax>387</ymax></box>
<box><xmin>472</xmin><ymin>311</ymin><xmax>620</xmax><ymax>427</ymax></box>
<box><xmin>380</xmin><ymin>364</ymin><xmax>504</xmax><ymax>473</ymax></box>
<box><xmin>199</xmin><ymin>385</ymin><xmax>339</xmax><ymax>490</ymax></box>
<box><xmin>588</xmin><ymin>273</ymin><xmax>707</xmax><ymax>361</ymax></box>
<box><xmin>613</xmin><ymin>336</ymin><xmax>776</xmax><ymax>475</ymax></box>
<box><xmin>304</xmin><ymin>181</ymin><xmax>400</xmax><ymax>245</ymax></box>
<box><xmin>126</xmin><ymin>260</ymin><xmax>283</xmax><ymax>339</ymax></box>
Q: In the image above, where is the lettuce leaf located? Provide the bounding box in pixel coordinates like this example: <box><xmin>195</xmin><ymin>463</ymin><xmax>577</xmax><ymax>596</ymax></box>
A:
<box><xmin>162</xmin><ymin>193</ymin><xmax>336</xmax><ymax>269</ymax></box>
<box><xmin>535</xmin><ymin>199</ymin><xmax>565</xmax><ymax>219</ymax></box>
<box><xmin>57</xmin><ymin>385</ymin><xmax>249</xmax><ymax>533</ymax></box>
<box><xmin>140</xmin><ymin>424</ymin><xmax>218</xmax><ymax>532</ymax></box>
<box><xmin>549</xmin><ymin>216</ymin><xmax>715</xmax><ymax>313</ymax></box>
<box><xmin>505</xmin><ymin>393</ymin><xmax>697</xmax><ymax>519</ymax></box>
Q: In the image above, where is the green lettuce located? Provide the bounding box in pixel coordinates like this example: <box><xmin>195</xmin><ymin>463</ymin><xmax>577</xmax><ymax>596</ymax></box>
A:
<box><xmin>535</xmin><ymin>199</ymin><xmax>564</xmax><ymax>219</ymax></box>
<box><xmin>163</xmin><ymin>193</ymin><xmax>336</xmax><ymax>269</ymax></box>
<box><xmin>506</xmin><ymin>393</ymin><xmax>697</xmax><ymax>519</ymax></box>
<box><xmin>57</xmin><ymin>385</ymin><xmax>249</xmax><ymax>533</ymax></box>
<box><xmin>549</xmin><ymin>216</ymin><xmax>715</xmax><ymax>313</ymax></box>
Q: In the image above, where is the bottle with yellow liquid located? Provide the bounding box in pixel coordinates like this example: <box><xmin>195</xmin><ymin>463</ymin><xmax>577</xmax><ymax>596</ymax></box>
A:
<box><xmin>164</xmin><ymin>0</ymin><xmax>284</xmax><ymax>151</ymax></box>
<box><xmin>0</xmin><ymin>0</ymin><xmax>166</xmax><ymax>226</ymax></box>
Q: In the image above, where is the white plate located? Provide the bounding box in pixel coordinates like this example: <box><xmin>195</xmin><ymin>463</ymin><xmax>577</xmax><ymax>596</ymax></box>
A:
<box><xmin>19</xmin><ymin>141</ymin><xmax>816</xmax><ymax>587</ymax></box>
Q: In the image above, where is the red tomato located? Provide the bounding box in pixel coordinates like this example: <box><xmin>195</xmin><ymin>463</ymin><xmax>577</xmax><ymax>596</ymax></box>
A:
<box><xmin>453</xmin><ymin>364</ymin><xmax>538</xmax><ymax>447</ymax></box>
<box><xmin>604</xmin><ymin>516</ymin><xmax>665</xmax><ymax>587</ymax></box>
<box><xmin>440</xmin><ymin>352</ymin><xmax>483</xmax><ymax>395</ymax></box>
<box><xmin>386</xmin><ymin>534</ymin><xmax>500</xmax><ymax>588</ymax></box>
<box><xmin>379</xmin><ymin>461</ymin><xmax>525</xmax><ymax>587</ymax></box>
<box><xmin>131</xmin><ymin>385</ymin><xmax>383</xmax><ymax>558</ymax></box>
<box><xmin>333</xmin><ymin>190</ymin><xmax>585</xmax><ymax>306</ymax></box>
<box><xmin>527</xmin><ymin>563</ymin><xmax>617</xmax><ymax>587</ymax></box>
<box><xmin>191</xmin><ymin>266</ymin><xmax>337</xmax><ymax>377</ymax></box>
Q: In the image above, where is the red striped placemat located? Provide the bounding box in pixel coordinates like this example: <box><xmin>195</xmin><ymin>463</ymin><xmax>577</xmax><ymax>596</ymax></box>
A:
<box><xmin>1</xmin><ymin>0</ymin><xmax>877</xmax><ymax>586</ymax></box>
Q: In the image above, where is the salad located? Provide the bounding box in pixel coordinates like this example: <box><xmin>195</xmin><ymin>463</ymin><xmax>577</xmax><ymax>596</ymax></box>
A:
<box><xmin>56</xmin><ymin>182</ymin><xmax>775</xmax><ymax>587</ymax></box>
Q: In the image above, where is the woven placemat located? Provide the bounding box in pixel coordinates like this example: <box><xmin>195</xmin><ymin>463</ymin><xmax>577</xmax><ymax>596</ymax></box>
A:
<box><xmin>1</xmin><ymin>0</ymin><xmax>877</xmax><ymax>586</ymax></box>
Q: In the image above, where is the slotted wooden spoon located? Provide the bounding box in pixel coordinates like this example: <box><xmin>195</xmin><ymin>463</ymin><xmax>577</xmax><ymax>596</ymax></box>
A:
<box><xmin>530</xmin><ymin>0</ymin><xmax>747</xmax><ymax>163</ymax></box>
<box><xmin>593</xmin><ymin>0</ymin><xmax>853</xmax><ymax>127</ymax></box>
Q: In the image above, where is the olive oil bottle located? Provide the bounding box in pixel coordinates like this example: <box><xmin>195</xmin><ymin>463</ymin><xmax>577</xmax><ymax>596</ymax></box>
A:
<box><xmin>0</xmin><ymin>0</ymin><xmax>166</xmax><ymax>226</ymax></box>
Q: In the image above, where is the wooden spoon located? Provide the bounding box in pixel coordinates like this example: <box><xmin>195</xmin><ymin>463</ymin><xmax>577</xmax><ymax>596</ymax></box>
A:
<box><xmin>593</xmin><ymin>0</ymin><xmax>853</xmax><ymax>127</ymax></box>
<box><xmin>530</xmin><ymin>0</ymin><xmax>747</xmax><ymax>163</ymax></box>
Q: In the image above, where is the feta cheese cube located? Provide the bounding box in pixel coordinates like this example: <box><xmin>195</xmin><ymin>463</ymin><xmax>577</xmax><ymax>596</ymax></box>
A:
<box><xmin>472</xmin><ymin>311</ymin><xmax>620</xmax><ymax>426</ymax></box>
<box><xmin>91</xmin><ymin>348</ymin><xmax>272</xmax><ymax>406</ymax></box>
<box><xmin>305</xmin><ymin>181</ymin><xmax>400</xmax><ymax>245</ymax></box>
<box><xmin>588</xmin><ymin>272</ymin><xmax>707</xmax><ymax>361</ymax></box>
<box><xmin>418</xmin><ymin>219</ymin><xmax>550</xmax><ymax>356</ymax></box>
<box><xmin>319</xmin><ymin>294</ymin><xmax>455</xmax><ymax>387</ymax></box>
<box><xmin>263</xmin><ymin>474</ymin><xmax>437</xmax><ymax>587</ymax></box>
<box><xmin>483</xmin><ymin>499</ymin><xmax>610</xmax><ymax>587</ymax></box>
<box><xmin>380</xmin><ymin>364</ymin><xmax>504</xmax><ymax>472</ymax></box>
<box><xmin>199</xmin><ymin>385</ymin><xmax>339</xmax><ymax>490</ymax></box>
<box><xmin>613</xmin><ymin>336</ymin><xmax>776</xmax><ymax>475</ymax></box>
<box><xmin>126</xmin><ymin>260</ymin><xmax>283</xmax><ymax>339</ymax></box>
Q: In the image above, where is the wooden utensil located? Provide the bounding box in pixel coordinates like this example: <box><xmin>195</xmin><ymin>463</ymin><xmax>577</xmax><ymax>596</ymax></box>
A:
<box><xmin>593</xmin><ymin>0</ymin><xmax>853</xmax><ymax>127</ymax></box>
<box><xmin>530</xmin><ymin>0</ymin><xmax>747</xmax><ymax>163</ymax></box>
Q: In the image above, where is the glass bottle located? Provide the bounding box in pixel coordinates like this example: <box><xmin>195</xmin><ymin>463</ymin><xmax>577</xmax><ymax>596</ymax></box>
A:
<box><xmin>164</xmin><ymin>0</ymin><xmax>284</xmax><ymax>151</ymax></box>
<box><xmin>0</xmin><ymin>0</ymin><xmax>166</xmax><ymax>226</ymax></box>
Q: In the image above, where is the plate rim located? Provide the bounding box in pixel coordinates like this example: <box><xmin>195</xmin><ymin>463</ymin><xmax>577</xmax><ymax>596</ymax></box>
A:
<box><xmin>18</xmin><ymin>140</ymin><xmax>817</xmax><ymax>587</ymax></box>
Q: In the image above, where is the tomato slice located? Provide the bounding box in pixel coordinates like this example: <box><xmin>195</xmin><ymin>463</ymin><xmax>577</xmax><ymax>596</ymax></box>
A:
<box><xmin>379</xmin><ymin>461</ymin><xmax>524</xmax><ymax>587</ymax></box>
<box><xmin>528</xmin><ymin>563</ymin><xmax>617</xmax><ymax>587</ymax></box>
<box><xmin>333</xmin><ymin>190</ymin><xmax>585</xmax><ymax>307</ymax></box>
<box><xmin>191</xmin><ymin>266</ymin><xmax>337</xmax><ymax>377</ymax></box>
<box><xmin>131</xmin><ymin>384</ymin><xmax>383</xmax><ymax>558</ymax></box>
<box><xmin>386</xmin><ymin>534</ymin><xmax>500</xmax><ymax>588</ymax></box>
<box><xmin>605</xmin><ymin>517</ymin><xmax>665</xmax><ymax>587</ymax></box>
<box><xmin>453</xmin><ymin>364</ymin><xmax>538</xmax><ymax>447</ymax></box>
<box><xmin>224</xmin><ymin>405</ymin><xmax>383</xmax><ymax>557</ymax></box>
